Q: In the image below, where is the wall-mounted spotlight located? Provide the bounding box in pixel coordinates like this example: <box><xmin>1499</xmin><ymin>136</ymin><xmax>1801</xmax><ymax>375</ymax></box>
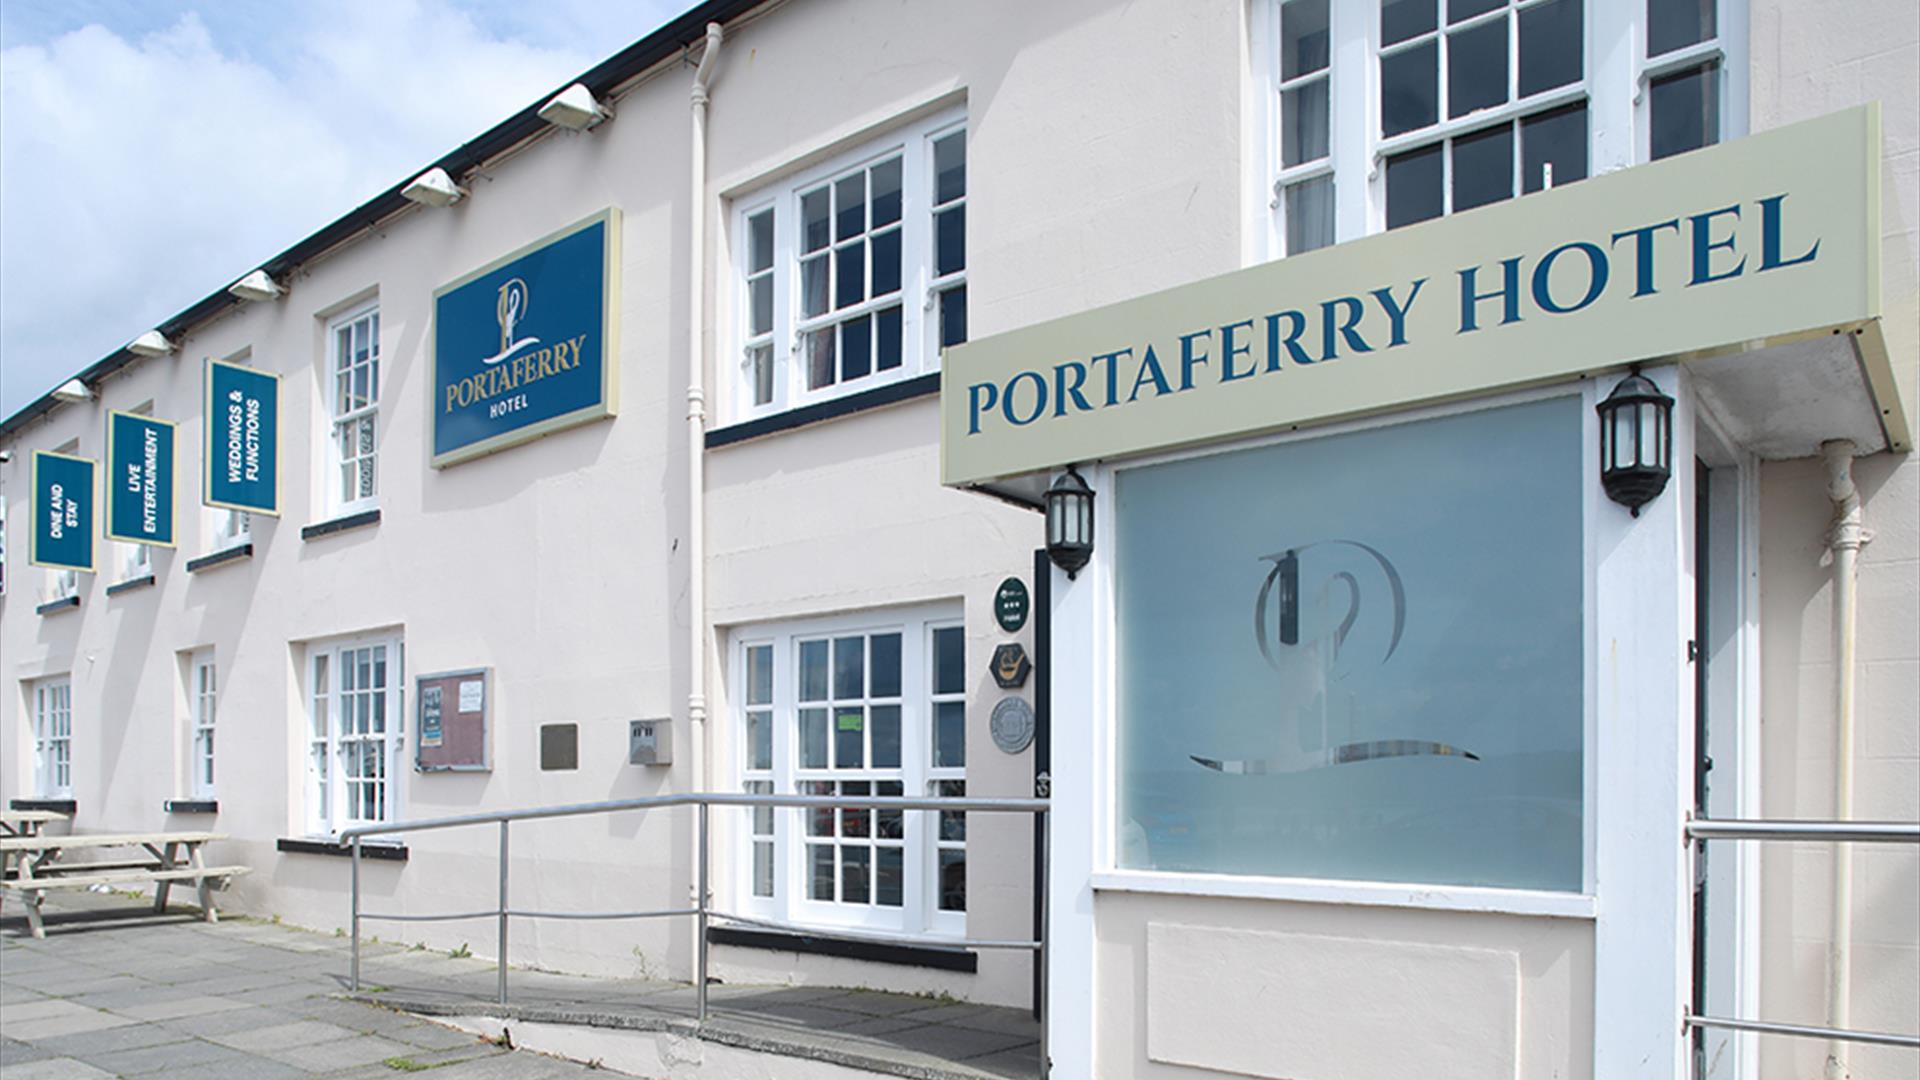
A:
<box><xmin>538</xmin><ymin>83</ymin><xmax>611</xmax><ymax>130</ymax></box>
<box><xmin>1597</xmin><ymin>369</ymin><xmax>1674</xmax><ymax>516</ymax></box>
<box><xmin>229</xmin><ymin>270</ymin><xmax>284</xmax><ymax>302</ymax></box>
<box><xmin>402</xmin><ymin>167</ymin><xmax>466</xmax><ymax>208</ymax></box>
<box><xmin>52</xmin><ymin>378</ymin><xmax>92</xmax><ymax>404</ymax></box>
<box><xmin>1045</xmin><ymin>466</ymin><xmax>1095</xmax><ymax>578</ymax></box>
<box><xmin>127</xmin><ymin>330</ymin><xmax>175</xmax><ymax>357</ymax></box>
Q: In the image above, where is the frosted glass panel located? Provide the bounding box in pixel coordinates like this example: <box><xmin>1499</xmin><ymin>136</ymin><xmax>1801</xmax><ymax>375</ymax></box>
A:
<box><xmin>1115</xmin><ymin>397</ymin><xmax>1584</xmax><ymax>892</ymax></box>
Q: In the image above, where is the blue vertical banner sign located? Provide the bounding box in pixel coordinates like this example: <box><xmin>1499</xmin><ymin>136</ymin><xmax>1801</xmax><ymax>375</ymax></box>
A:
<box><xmin>30</xmin><ymin>451</ymin><xmax>96</xmax><ymax>571</ymax></box>
<box><xmin>204</xmin><ymin>359</ymin><xmax>280</xmax><ymax>515</ymax></box>
<box><xmin>105</xmin><ymin>412</ymin><xmax>177</xmax><ymax>546</ymax></box>
<box><xmin>431</xmin><ymin>207</ymin><xmax>621</xmax><ymax>467</ymax></box>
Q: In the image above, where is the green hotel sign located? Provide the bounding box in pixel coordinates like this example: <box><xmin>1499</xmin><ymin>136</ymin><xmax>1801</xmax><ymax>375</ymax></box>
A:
<box><xmin>942</xmin><ymin>106</ymin><xmax>1902</xmax><ymax>486</ymax></box>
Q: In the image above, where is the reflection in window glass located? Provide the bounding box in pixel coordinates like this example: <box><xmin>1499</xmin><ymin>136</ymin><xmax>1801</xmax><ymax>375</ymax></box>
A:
<box><xmin>1517</xmin><ymin>0</ymin><xmax>1583</xmax><ymax>97</ymax></box>
<box><xmin>1385</xmin><ymin>143</ymin><xmax>1444</xmax><ymax>228</ymax></box>
<box><xmin>1381</xmin><ymin>0</ymin><xmax>1435</xmax><ymax>46</ymax></box>
<box><xmin>1114</xmin><ymin>397</ymin><xmax>1584</xmax><ymax>891</ymax></box>
<box><xmin>1381</xmin><ymin>40</ymin><xmax>1438</xmax><ymax>136</ymax></box>
<box><xmin>1647</xmin><ymin>0</ymin><xmax>1715</xmax><ymax>57</ymax></box>
<box><xmin>1521</xmin><ymin>102</ymin><xmax>1588</xmax><ymax>192</ymax></box>
<box><xmin>1451</xmin><ymin>123</ymin><xmax>1513</xmax><ymax>212</ymax></box>
<box><xmin>1650</xmin><ymin>62</ymin><xmax>1719</xmax><ymax>160</ymax></box>
<box><xmin>1447</xmin><ymin>17</ymin><xmax>1508</xmax><ymax>118</ymax></box>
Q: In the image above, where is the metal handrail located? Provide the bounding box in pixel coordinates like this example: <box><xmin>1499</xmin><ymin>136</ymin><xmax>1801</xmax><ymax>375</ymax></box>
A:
<box><xmin>1686</xmin><ymin>816</ymin><xmax>1920</xmax><ymax>1056</ymax></box>
<box><xmin>341</xmin><ymin>790</ymin><xmax>1049</xmax><ymax>1066</ymax></box>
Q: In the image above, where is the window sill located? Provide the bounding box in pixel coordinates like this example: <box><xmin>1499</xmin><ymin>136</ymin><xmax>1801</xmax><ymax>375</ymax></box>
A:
<box><xmin>302</xmin><ymin>508</ymin><xmax>380</xmax><ymax>542</ymax></box>
<box><xmin>106</xmin><ymin>574</ymin><xmax>156</xmax><ymax>596</ymax></box>
<box><xmin>186</xmin><ymin>544</ymin><xmax>252</xmax><ymax>573</ymax></box>
<box><xmin>10</xmin><ymin>798</ymin><xmax>76</xmax><ymax>814</ymax></box>
<box><xmin>276</xmin><ymin>836</ymin><xmax>408</xmax><ymax>861</ymax></box>
<box><xmin>1089</xmin><ymin>870</ymin><xmax>1596</xmax><ymax>920</ymax></box>
<box><xmin>708</xmin><ymin>925</ymin><xmax>978</xmax><ymax>972</ymax></box>
<box><xmin>707</xmin><ymin>373</ymin><xmax>940</xmax><ymax>448</ymax></box>
<box><xmin>36</xmin><ymin>596</ymin><xmax>80</xmax><ymax>616</ymax></box>
<box><xmin>163</xmin><ymin>799</ymin><xmax>218</xmax><ymax>814</ymax></box>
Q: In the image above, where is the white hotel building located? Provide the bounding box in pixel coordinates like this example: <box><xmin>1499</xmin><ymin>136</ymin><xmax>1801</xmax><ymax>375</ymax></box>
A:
<box><xmin>2</xmin><ymin>2</ymin><xmax>1914</xmax><ymax>1078</ymax></box>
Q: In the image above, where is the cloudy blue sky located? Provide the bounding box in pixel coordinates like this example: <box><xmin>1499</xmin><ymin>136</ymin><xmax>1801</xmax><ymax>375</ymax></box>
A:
<box><xmin>0</xmin><ymin>0</ymin><xmax>689</xmax><ymax>418</ymax></box>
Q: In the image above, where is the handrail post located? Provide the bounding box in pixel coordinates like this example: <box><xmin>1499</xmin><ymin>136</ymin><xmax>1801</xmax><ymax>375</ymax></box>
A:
<box><xmin>696</xmin><ymin>801</ymin><xmax>710</xmax><ymax>1025</ymax></box>
<box><xmin>350</xmin><ymin>836</ymin><xmax>362</xmax><ymax>992</ymax></box>
<box><xmin>498</xmin><ymin>820</ymin><xmax>510</xmax><ymax>1006</ymax></box>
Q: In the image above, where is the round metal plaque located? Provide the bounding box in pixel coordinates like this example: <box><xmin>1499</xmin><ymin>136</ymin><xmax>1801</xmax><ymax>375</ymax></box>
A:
<box><xmin>990</xmin><ymin>696</ymin><xmax>1036</xmax><ymax>755</ymax></box>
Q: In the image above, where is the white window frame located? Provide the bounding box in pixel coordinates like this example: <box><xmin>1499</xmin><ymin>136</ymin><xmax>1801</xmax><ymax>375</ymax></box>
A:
<box><xmin>728</xmin><ymin>108</ymin><xmax>966</xmax><ymax>423</ymax></box>
<box><xmin>324</xmin><ymin>302</ymin><xmax>381</xmax><ymax>518</ymax></box>
<box><xmin>189</xmin><ymin>650</ymin><xmax>217</xmax><ymax>800</ymax></box>
<box><xmin>730</xmin><ymin>603</ymin><xmax>967</xmax><ymax>939</ymax></box>
<box><xmin>208</xmin><ymin>507</ymin><xmax>251</xmax><ymax>551</ymax></box>
<box><xmin>117</xmin><ymin>537</ymin><xmax>152</xmax><ymax>582</ymax></box>
<box><xmin>1250</xmin><ymin>0</ymin><xmax>1747</xmax><ymax>261</ymax></box>
<box><xmin>33</xmin><ymin>676</ymin><xmax>73</xmax><ymax>799</ymax></box>
<box><xmin>304</xmin><ymin>631</ymin><xmax>404</xmax><ymax>837</ymax></box>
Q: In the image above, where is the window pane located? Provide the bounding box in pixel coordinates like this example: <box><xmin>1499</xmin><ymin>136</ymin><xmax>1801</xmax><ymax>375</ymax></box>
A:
<box><xmin>749</xmin><ymin>346</ymin><xmax>773</xmax><ymax>405</ymax></box>
<box><xmin>867</xmin><ymin>228</ymin><xmax>902</xmax><ymax>298</ymax></box>
<box><xmin>871</xmin><ymin>157</ymin><xmax>903</xmax><ymax>226</ymax></box>
<box><xmin>1448</xmin><ymin>0</ymin><xmax>1502</xmax><ymax>21</ymax></box>
<box><xmin>841</xmin><ymin>314</ymin><xmax>872</xmax><ymax>381</ymax></box>
<box><xmin>938</xmin><ymin>849</ymin><xmax>966</xmax><ymax>912</ymax></box>
<box><xmin>935</xmin><ymin>206</ymin><xmax>966</xmax><ymax>277</ymax></box>
<box><xmin>800</xmin><ymin>707</ymin><xmax>829</xmax><ymax>768</ymax></box>
<box><xmin>841</xmin><ymin>846</ymin><xmax>871</xmax><ymax>903</ymax></box>
<box><xmin>747</xmin><ymin>644</ymin><xmax>774</xmax><ymax>706</ymax></box>
<box><xmin>810</xmin><ymin>844</ymin><xmax>835</xmax><ymax>900</ymax></box>
<box><xmin>870</xmin><ymin>634</ymin><xmax>902</xmax><ymax>697</ymax></box>
<box><xmin>750</xmin><ymin>277</ymin><xmax>772</xmax><ymax>336</ymax></box>
<box><xmin>753</xmin><ymin>841</ymin><xmax>775</xmax><ymax>897</ymax></box>
<box><xmin>1284</xmin><ymin>174</ymin><xmax>1335</xmax><ymax>255</ymax></box>
<box><xmin>1282</xmin><ymin>80</ymin><xmax>1330</xmax><ymax>167</ymax></box>
<box><xmin>932</xmin><ymin>627</ymin><xmax>965</xmax><ymax>695</ymax></box>
<box><xmin>801</xmin><ymin>187</ymin><xmax>831</xmax><ymax>252</ymax></box>
<box><xmin>835</xmin><ymin>173</ymin><xmax>865</xmax><ymax>242</ymax></box>
<box><xmin>1380</xmin><ymin>40</ymin><xmax>1438</xmax><ymax>136</ymax></box>
<box><xmin>871</xmin><ymin>704</ymin><xmax>902</xmax><ymax>768</ymax></box>
<box><xmin>1385</xmin><ymin>142</ymin><xmax>1444</xmax><ymax>228</ymax></box>
<box><xmin>834</xmin><ymin>636</ymin><xmax>865</xmax><ymax>698</ymax></box>
<box><xmin>877</xmin><ymin>780</ymin><xmax>904</xmax><ymax>838</ymax></box>
<box><xmin>748</xmin><ymin>209</ymin><xmax>773</xmax><ymax>272</ymax></box>
<box><xmin>803</xmin><ymin>780</ymin><xmax>835</xmax><ymax>835</ymax></box>
<box><xmin>876</xmin><ymin>848</ymin><xmax>904</xmax><ymax>907</ymax></box>
<box><xmin>806</xmin><ymin>328</ymin><xmax>836</xmax><ymax>390</ymax></box>
<box><xmin>1113</xmin><ymin>396</ymin><xmax>1584</xmax><ymax>891</ymax></box>
<box><xmin>1521</xmin><ymin>101</ymin><xmax>1589</xmax><ymax>192</ymax></box>
<box><xmin>1381</xmin><ymin>0</ymin><xmax>1436</xmax><ymax>45</ymax></box>
<box><xmin>938</xmin><ymin>779</ymin><xmax>968</xmax><ymax>841</ymax></box>
<box><xmin>842</xmin><ymin>781</ymin><xmax>870</xmax><ymax>838</ymax></box>
<box><xmin>1518</xmin><ymin>0</ymin><xmax>1582</xmax><ymax>97</ymax></box>
<box><xmin>835</xmin><ymin>244</ymin><xmax>865</xmax><ymax>310</ymax></box>
<box><xmin>1448</xmin><ymin>17</ymin><xmax>1508</xmax><ymax>118</ymax></box>
<box><xmin>937</xmin><ymin>288</ymin><xmax>967</xmax><ymax>350</ymax></box>
<box><xmin>1647</xmin><ymin>0</ymin><xmax>1715</xmax><ymax>57</ymax></box>
<box><xmin>835</xmin><ymin>708</ymin><xmax>865</xmax><ymax>768</ymax></box>
<box><xmin>748</xmin><ymin>711</ymin><xmax>772</xmax><ymax>770</ymax></box>
<box><xmin>801</xmin><ymin>254</ymin><xmax>829</xmax><ymax>318</ymax></box>
<box><xmin>800</xmin><ymin>640</ymin><xmax>829</xmax><ymax>700</ymax></box>
<box><xmin>935</xmin><ymin>700</ymin><xmax>967</xmax><ymax>768</ymax></box>
<box><xmin>879</xmin><ymin>305</ymin><xmax>907</xmax><ymax>367</ymax></box>
<box><xmin>1452</xmin><ymin>122</ymin><xmax>1514</xmax><ymax>212</ymax></box>
<box><xmin>933</xmin><ymin>133</ymin><xmax>966</xmax><ymax>205</ymax></box>
<box><xmin>1650</xmin><ymin>61</ymin><xmax>1719</xmax><ymax>160</ymax></box>
<box><xmin>1280</xmin><ymin>0</ymin><xmax>1330</xmax><ymax>81</ymax></box>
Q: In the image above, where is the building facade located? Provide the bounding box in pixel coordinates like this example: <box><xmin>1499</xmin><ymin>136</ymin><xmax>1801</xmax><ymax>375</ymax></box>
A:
<box><xmin>2</xmin><ymin>2</ymin><xmax>1914</xmax><ymax>1079</ymax></box>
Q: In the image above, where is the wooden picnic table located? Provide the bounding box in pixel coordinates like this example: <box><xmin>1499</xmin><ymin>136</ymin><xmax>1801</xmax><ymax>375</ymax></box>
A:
<box><xmin>0</xmin><ymin>810</ymin><xmax>68</xmax><ymax>838</ymax></box>
<box><xmin>0</xmin><ymin>831</ymin><xmax>249</xmax><ymax>938</ymax></box>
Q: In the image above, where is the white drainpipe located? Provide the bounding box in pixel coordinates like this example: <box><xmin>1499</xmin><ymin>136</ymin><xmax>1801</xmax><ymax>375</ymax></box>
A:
<box><xmin>1821</xmin><ymin>438</ymin><xmax>1868</xmax><ymax>1080</ymax></box>
<box><xmin>687</xmin><ymin>19</ymin><xmax>723</xmax><ymax>950</ymax></box>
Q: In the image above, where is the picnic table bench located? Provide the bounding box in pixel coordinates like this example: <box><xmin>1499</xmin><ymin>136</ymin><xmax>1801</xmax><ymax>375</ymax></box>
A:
<box><xmin>0</xmin><ymin>831</ymin><xmax>249</xmax><ymax>938</ymax></box>
<box><xmin>0</xmin><ymin>810</ymin><xmax>68</xmax><ymax>838</ymax></box>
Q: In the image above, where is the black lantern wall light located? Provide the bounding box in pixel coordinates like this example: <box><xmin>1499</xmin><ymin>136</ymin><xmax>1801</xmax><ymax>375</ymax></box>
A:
<box><xmin>1596</xmin><ymin>369</ymin><xmax>1675</xmax><ymax>516</ymax></box>
<box><xmin>1046</xmin><ymin>466</ymin><xmax>1095</xmax><ymax>578</ymax></box>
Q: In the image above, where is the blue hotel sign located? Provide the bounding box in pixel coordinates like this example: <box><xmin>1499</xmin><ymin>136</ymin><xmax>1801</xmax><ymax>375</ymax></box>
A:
<box><xmin>31</xmin><ymin>451</ymin><xmax>96</xmax><ymax>572</ymax></box>
<box><xmin>431</xmin><ymin>208</ymin><xmax>621</xmax><ymax>467</ymax></box>
<box><xmin>106</xmin><ymin>411</ymin><xmax>177</xmax><ymax>546</ymax></box>
<box><xmin>204</xmin><ymin>359</ymin><xmax>281</xmax><ymax>514</ymax></box>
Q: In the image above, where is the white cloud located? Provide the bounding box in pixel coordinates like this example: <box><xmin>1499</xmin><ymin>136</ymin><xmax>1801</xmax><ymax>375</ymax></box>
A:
<box><xmin>0</xmin><ymin>1</ymin><xmax>681</xmax><ymax>416</ymax></box>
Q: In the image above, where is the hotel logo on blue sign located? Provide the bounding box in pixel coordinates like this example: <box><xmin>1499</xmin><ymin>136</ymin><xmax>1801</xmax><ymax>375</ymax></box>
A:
<box><xmin>432</xmin><ymin>208</ymin><xmax>620</xmax><ymax>466</ymax></box>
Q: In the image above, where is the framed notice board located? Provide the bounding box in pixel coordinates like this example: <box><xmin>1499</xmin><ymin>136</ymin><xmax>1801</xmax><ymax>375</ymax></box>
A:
<box><xmin>416</xmin><ymin>668</ymin><xmax>491</xmax><ymax>772</ymax></box>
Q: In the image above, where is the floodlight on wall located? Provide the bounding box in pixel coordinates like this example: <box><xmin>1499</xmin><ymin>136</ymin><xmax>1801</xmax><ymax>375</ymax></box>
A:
<box><xmin>402</xmin><ymin>167</ymin><xmax>466</xmax><ymax>207</ymax></box>
<box><xmin>127</xmin><ymin>330</ymin><xmax>175</xmax><ymax>357</ymax></box>
<box><xmin>229</xmin><ymin>270</ymin><xmax>284</xmax><ymax>302</ymax></box>
<box><xmin>538</xmin><ymin>83</ymin><xmax>611</xmax><ymax>130</ymax></box>
<box><xmin>52</xmin><ymin>379</ymin><xmax>92</xmax><ymax>404</ymax></box>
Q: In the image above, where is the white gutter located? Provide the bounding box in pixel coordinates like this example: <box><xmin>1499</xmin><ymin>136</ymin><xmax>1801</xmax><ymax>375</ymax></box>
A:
<box><xmin>1821</xmin><ymin>438</ymin><xmax>1869</xmax><ymax>1080</ymax></box>
<box><xmin>687</xmin><ymin>20</ymin><xmax>723</xmax><ymax>946</ymax></box>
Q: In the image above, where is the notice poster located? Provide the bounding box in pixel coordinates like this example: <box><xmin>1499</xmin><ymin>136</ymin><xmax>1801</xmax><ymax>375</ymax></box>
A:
<box><xmin>30</xmin><ymin>451</ymin><xmax>95</xmax><ymax>572</ymax></box>
<box><xmin>105</xmin><ymin>412</ymin><xmax>177</xmax><ymax>546</ymax></box>
<box><xmin>416</xmin><ymin>668</ymin><xmax>490</xmax><ymax>771</ymax></box>
<box><xmin>204</xmin><ymin>359</ymin><xmax>280</xmax><ymax>515</ymax></box>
